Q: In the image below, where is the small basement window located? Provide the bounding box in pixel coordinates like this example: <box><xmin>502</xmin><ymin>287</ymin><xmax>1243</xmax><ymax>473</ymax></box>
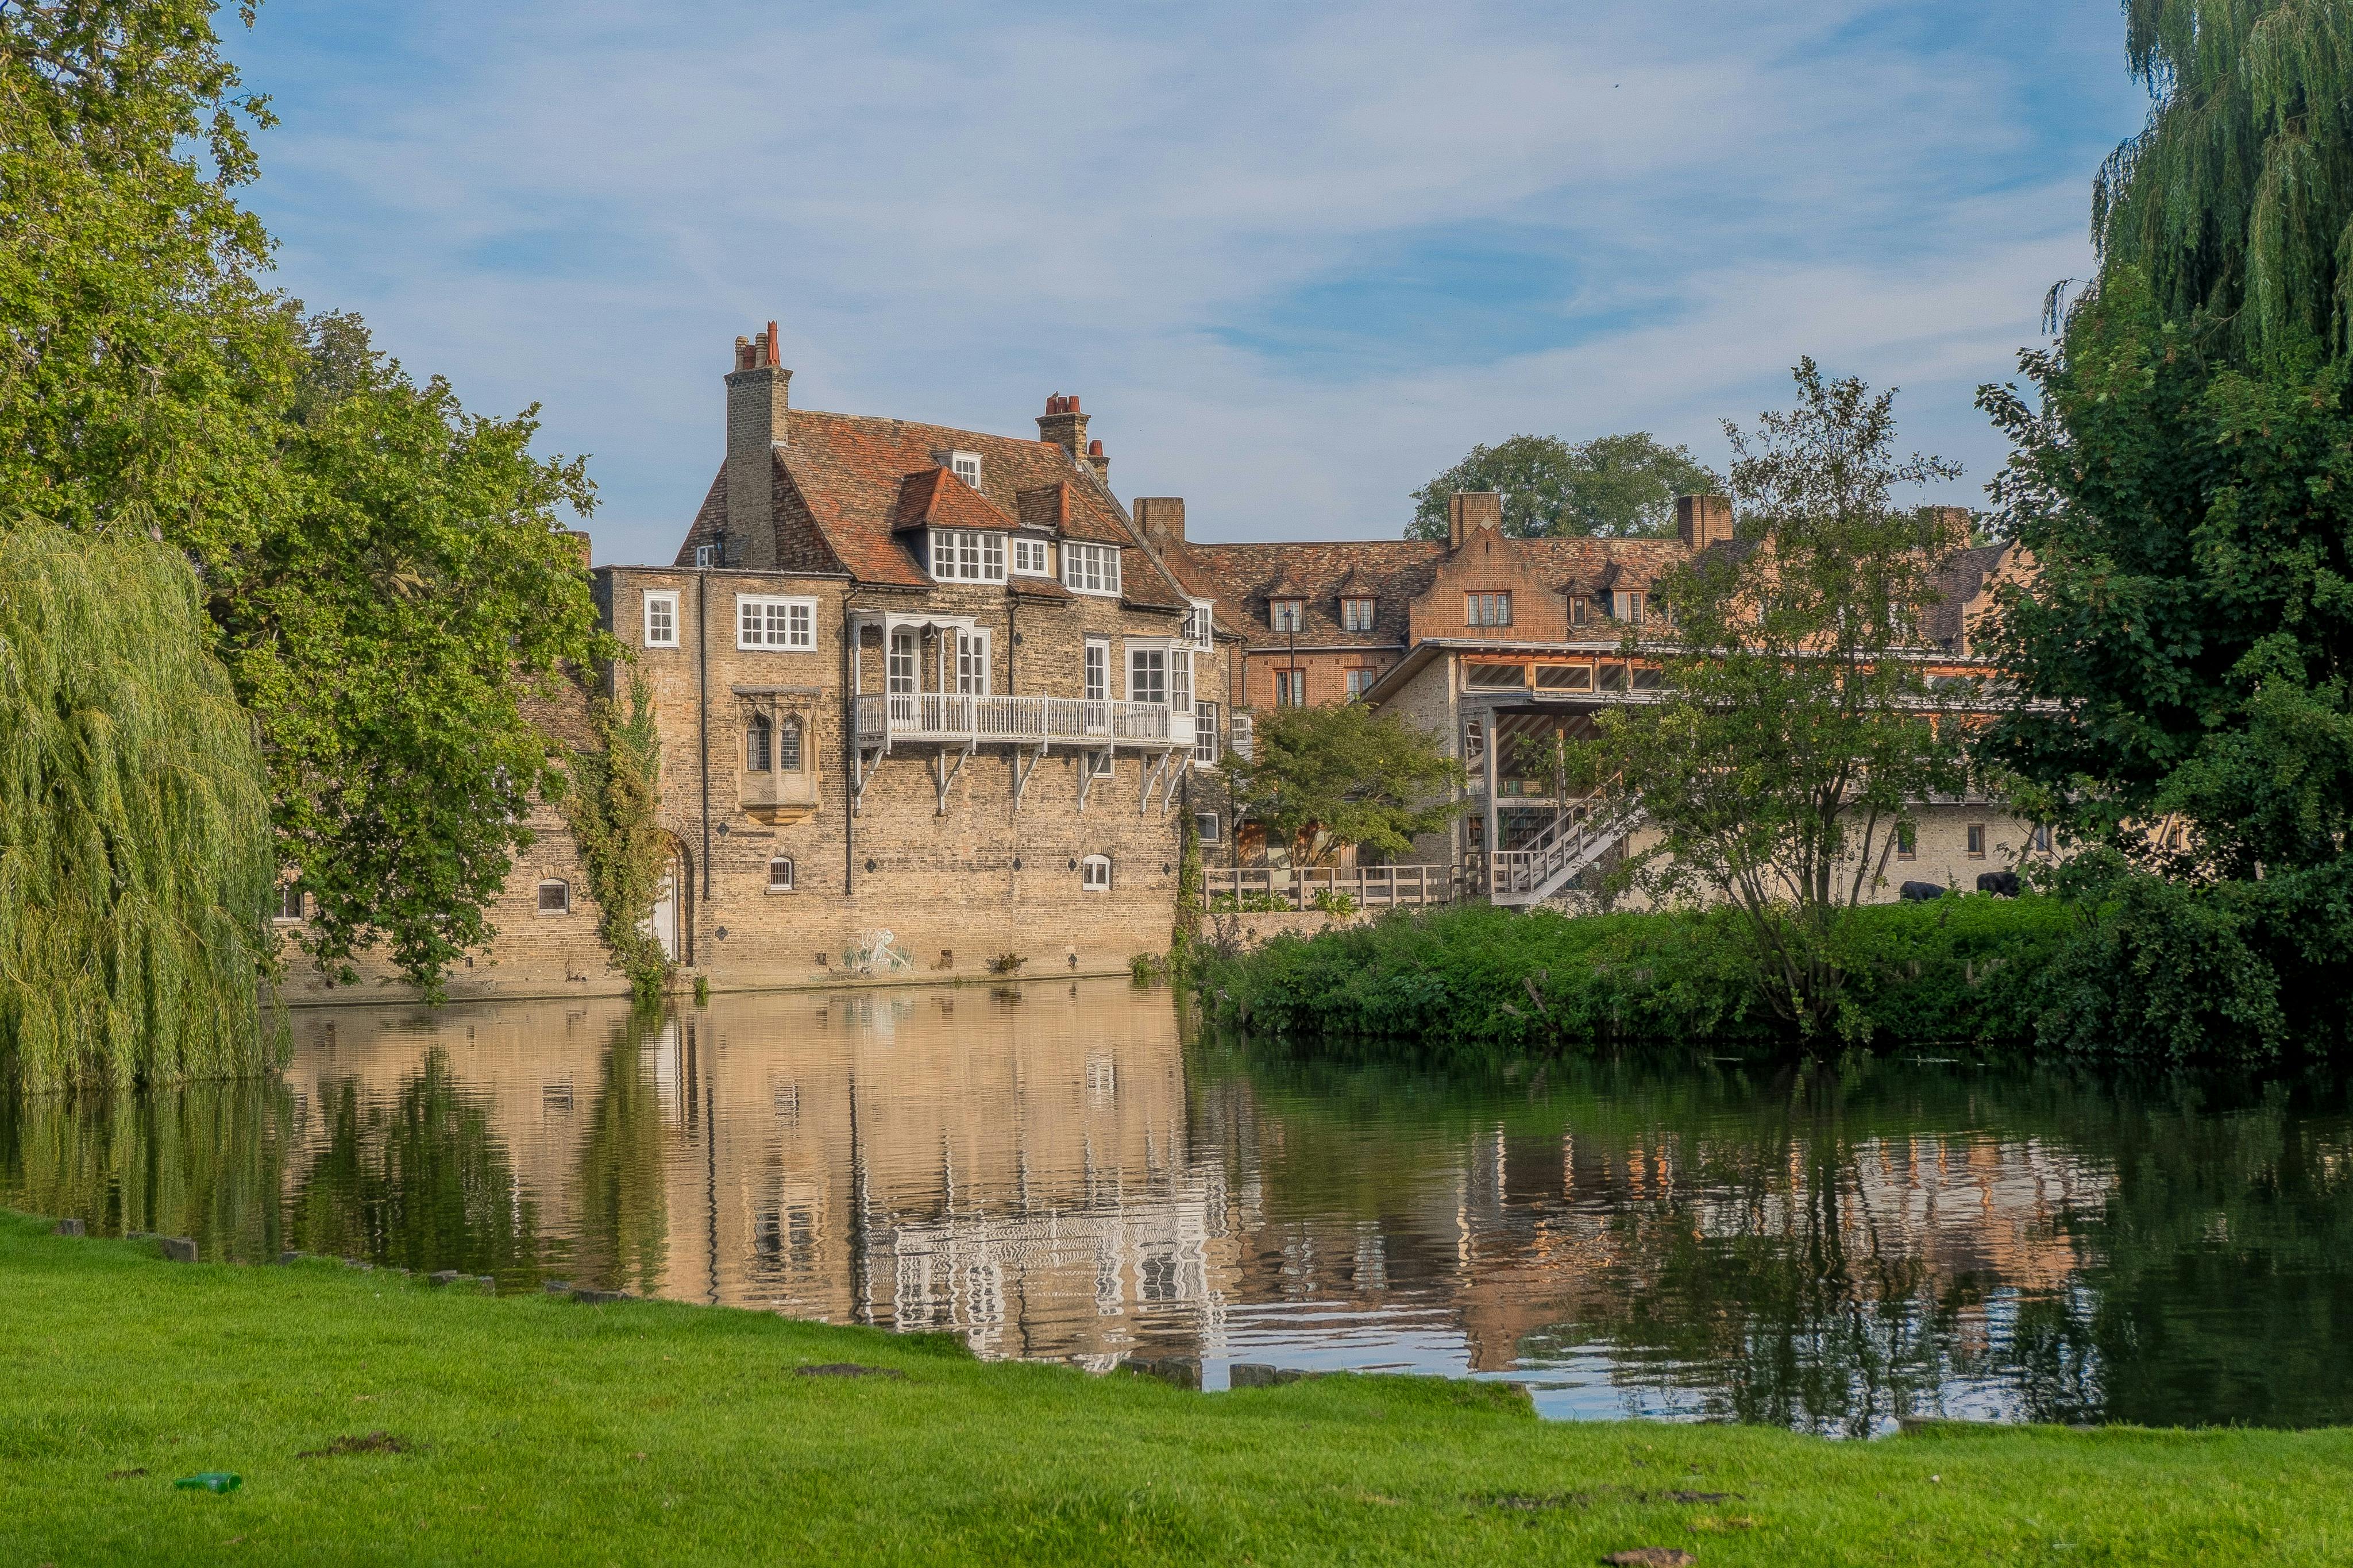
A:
<box><xmin>1080</xmin><ymin>854</ymin><xmax>1112</xmax><ymax>891</ymax></box>
<box><xmin>768</xmin><ymin>857</ymin><xmax>795</xmax><ymax>892</ymax></box>
<box><xmin>537</xmin><ymin>879</ymin><xmax>571</xmax><ymax>914</ymax></box>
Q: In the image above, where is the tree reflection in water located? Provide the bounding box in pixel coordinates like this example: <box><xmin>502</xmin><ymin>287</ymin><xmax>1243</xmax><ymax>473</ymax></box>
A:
<box><xmin>287</xmin><ymin>1046</ymin><xmax>543</xmax><ymax>1283</ymax></box>
<box><xmin>567</xmin><ymin>1010</ymin><xmax>670</xmax><ymax>1295</ymax></box>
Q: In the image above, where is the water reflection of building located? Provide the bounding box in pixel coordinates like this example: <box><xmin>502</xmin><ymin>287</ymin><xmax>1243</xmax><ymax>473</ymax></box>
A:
<box><xmin>279</xmin><ymin>984</ymin><xmax>1238</xmax><ymax>1364</ymax></box>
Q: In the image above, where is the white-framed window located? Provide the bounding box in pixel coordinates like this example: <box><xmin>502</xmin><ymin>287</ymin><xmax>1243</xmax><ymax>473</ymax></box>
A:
<box><xmin>1083</xmin><ymin>639</ymin><xmax>1110</xmax><ymax>703</ymax></box>
<box><xmin>947</xmin><ymin>628</ymin><xmax>991</xmax><ymax>696</ymax></box>
<box><xmin>1170</xmin><ymin>649</ymin><xmax>1192</xmax><ymax>714</ymax></box>
<box><xmin>1183</xmin><ymin>600</ymin><xmax>1215</xmax><ymax>650</ymax></box>
<box><xmin>767</xmin><ymin>856</ymin><xmax>795</xmax><ymax>893</ymax></box>
<box><xmin>1090</xmin><ymin>749</ymin><xmax>1114</xmax><ymax>778</ymax></box>
<box><xmin>1063</xmin><ymin>542</ymin><xmax>1121</xmax><ymax>596</ymax></box>
<box><xmin>949</xmin><ymin>450</ymin><xmax>982</xmax><ymax>488</ymax></box>
<box><xmin>1228</xmin><ymin>712</ymin><xmax>1253</xmax><ymax>762</ymax></box>
<box><xmin>888</xmin><ymin>630</ymin><xmax>919</xmax><ymax>696</ymax></box>
<box><xmin>1341</xmin><ymin>597</ymin><xmax>1376</xmax><ymax>632</ymax></box>
<box><xmin>1080</xmin><ymin>854</ymin><xmax>1112</xmax><ymax>891</ymax></box>
<box><xmin>1346</xmin><ymin>668</ymin><xmax>1376</xmax><ymax>700</ymax></box>
<box><xmin>1010</xmin><ymin>534</ymin><xmax>1052</xmax><ymax>577</ymax></box>
<box><xmin>1466</xmin><ymin>591</ymin><xmax>1512</xmax><ymax>627</ymax></box>
<box><xmin>1194</xmin><ymin>811</ymin><xmax>1221</xmax><ymax>845</ymax></box>
<box><xmin>643</xmin><ymin>591</ymin><xmax>679</xmax><ymax>648</ymax></box>
<box><xmin>695</xmin><ymin>542</ymin><xmax>720</xmax><ymax>569</ymax></box>
<box><xmin>738</xmin><ymin>595</ymin><xmax>816</xmax><ymax>650</ymax></box>
<box><xmin>1270</xmin><ymin>598</ymin><xmax>1304</xmax><ymax>632</ymax></box>
<box><xmin>275</xmin><ymin>882</ymin><xmax>305</xmax><ymax>922</ymax></box>
<box><xmin>931</xmin><ymin>528</ymin><xmax>1005</xmax><ymax>584</ymax></box>
<box><xmin>1194</xmin><ymin>702</ymin><xmax>1220</xmax><ymax>766</ymax></box>
<box><xmin>537</xmin><ymin>879</ymin><xmax>571</xmax><ymax>914</ymax></box>
<box><xmin>1128</xmin><ymin>645</ymin><xmax>1167</xmax><ymax>706</ymax></box>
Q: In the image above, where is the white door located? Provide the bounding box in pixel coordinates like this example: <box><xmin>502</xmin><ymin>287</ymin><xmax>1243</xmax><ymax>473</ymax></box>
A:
<box><xmin>647</xmin><ymin>869</ymin><xmax>679</xmax><ymax>961</ymax></box>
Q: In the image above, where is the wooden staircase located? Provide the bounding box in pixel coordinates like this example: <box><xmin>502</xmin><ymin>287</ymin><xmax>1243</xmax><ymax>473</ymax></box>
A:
<box><xmin>1488</xmin><ymin>795</ymin><xmax>1644</xmax><ymax>907</ymax></box>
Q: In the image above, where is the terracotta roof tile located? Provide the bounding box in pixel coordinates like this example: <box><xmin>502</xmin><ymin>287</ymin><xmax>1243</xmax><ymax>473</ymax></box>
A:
<box><xmin>891</xmin><ymin>466</ymin><xmax>1016</xmax><ymax>534</ymax></box>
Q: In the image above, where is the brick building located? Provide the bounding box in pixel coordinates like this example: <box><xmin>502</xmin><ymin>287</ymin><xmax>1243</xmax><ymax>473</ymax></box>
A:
<box><xmin>1158</xmin><ymin>491</ymin><xmax>2047</xmax><ymax>906</ymax></box>
<box><xmin>279</xmin><ymin>326</ymin><xmax>1239</xmax><ymax>1003</ymax></box>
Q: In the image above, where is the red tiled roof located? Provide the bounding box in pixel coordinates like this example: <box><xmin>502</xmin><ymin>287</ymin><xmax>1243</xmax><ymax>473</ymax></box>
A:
<box><xmin>671</xmin><ymin>405</ymin><xmax>1189</xmax><ymax>605</ymax></box>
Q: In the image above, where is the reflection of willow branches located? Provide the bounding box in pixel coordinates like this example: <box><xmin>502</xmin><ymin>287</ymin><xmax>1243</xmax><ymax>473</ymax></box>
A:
<box><xmin>570</xmin><ymin>1010</ymin><xmax>670</xmax><ymax>1293</ymax></box>
<box><xmin>0</xmin><ymin>1077</ymin><xmax>286</xmax><ymax>1261</ymax></box>
<box><xmin>287</xmin><ymin>1047</ymin><xmax>540</xmax><ymax>1280</ymax></box>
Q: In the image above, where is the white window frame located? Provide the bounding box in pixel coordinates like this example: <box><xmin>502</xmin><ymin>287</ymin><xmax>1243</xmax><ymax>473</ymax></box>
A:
<box><xmin>1183</xmin><ymin>599</ymin><xmax>1216</xmax><ymax>650</ymax></box>
<box><xmin>888</xmin><ymin>629</ymin><xmax>919</xmax><ymax>696</ymax></box>
<box><xmin>767</xmin><ymin>856</ymin><xmax>796</xmax><ymax>893</ymax></box>
<box><xmin>695</xmin><ymin>543</ymin><xmax>720</xmax><ymax>569</ymax></box>
<box><xmin>1227</xmin><ymin>712</ymin><xmax>1253</xmax><ymax>762</ymax></box>
<box><xmin>1083</xmin><ymin>638</ymin><xmax>1110</xmax><ymax>704</ymax></box>
<box><xmin>1341</xmin><ymin>597</ymin><xmax>1376</xmax><ymax>633</ymax></box>
<box><xmin>643</xmin><ymin>590</ymin><xmax>680</xmax><ymax>648</ymax></box>
<box><xmin>944</xmin><ymin>628</ymin><xmax>992</xmax><ymax>696</ymax></box>
<box><xmin>929</xmin><ymin>527</ymin><xmax>1006</xmax><ymax>584</ymax></box>
<box><xmin>1194</xmin><ymin>701</ymin><xmax>1220</xmax><ymax>766</ymax></box>
<box><xmin>1127</xmin><ymin>642</ymin><xmax>1169</xmax><ymax>706</ymax></box>
<box><xmin>1170</xmin><ymin>648</ymin><xmax>1193</xmax><ymax>714</ymax></box>
<box><xmin>1194</xmin><ymin>810</ymin><xmax>1221</xmax><ymax>845</ymax></box>
<box><xmin>737</xmin><ymin>594</ymin><xmax>817</xmax><ymax>651</ymax></box>
<box><xmin>949</xmin><ymin>450</ymin><xmax>982</xmax><ymax>488</ymax></box>
<box><xmin>1079</xmin><ymin>854</ymin><xmax>1112</xmax><ymax>892</ymax></box>
<box><xmin>1010</xmin><ymin>534</ymin><xmax>1053</xmax><ymax>577</ymax></box>
<box><xmin>1063</xmin><ymin>542</ymin><xmax>1122</xmax><ymax>597</ymax></box>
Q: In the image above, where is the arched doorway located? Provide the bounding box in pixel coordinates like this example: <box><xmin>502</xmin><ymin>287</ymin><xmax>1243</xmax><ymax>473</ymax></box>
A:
<box><xmin>641</xmin><ymin>836</ymin><xmax>689</xmax><ymax>965</ymax></box>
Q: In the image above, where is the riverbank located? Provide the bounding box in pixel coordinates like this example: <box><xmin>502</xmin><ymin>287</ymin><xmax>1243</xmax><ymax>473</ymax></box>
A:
<box><xmin>1195</xmin><ymin>898</ymin><xmax>2074</xmax><ymax>1057</ymax></box>
<box><xmin>5</xmin><ymin>1211</ymin><xmax>2350</xmax><ymax>1565</ymax></box>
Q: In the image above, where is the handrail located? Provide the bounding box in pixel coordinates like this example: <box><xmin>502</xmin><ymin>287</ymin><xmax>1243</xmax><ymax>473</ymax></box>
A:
<box><xmin>1490</xmin><ymin>789</ymin><xmax>1644</xmax><ymax>905</ymax></box>
<box><xmin>1204</xmin><ymin>864</ymin><xmax>1451</xmax><ymax>909</ymax></box>
<box><xmin>853</xmin><ymin>692</ymin><xmax>1193</xmax><ymax>748</ymax></box>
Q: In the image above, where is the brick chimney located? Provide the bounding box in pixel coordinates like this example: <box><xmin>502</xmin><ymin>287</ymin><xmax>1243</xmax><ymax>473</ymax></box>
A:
<box><xmin>1447</xmin><ymin>491</ymin><xmax>1502</xmax><ymax>550</ymax></box>
<box><xmin>1676</xmin><ymin>493</ymin><xmax>1733</xmax><ymax>551</ymax></box>
<box><xmin>1133</xmin><ymin>497</ymin><xmax>1186</xmax><ymax>550</ymax></box>
<box><xmin>1037</xmin><ymin>392</ymin><xmax>1089</xmax><ymax>460</ymax></box>
<box><xmin>1085</xmin><ymin>438</ymin><xmax>1109</xmax><ymax>481</ymax></box>
<box><xmin>724</xmin><ymin>321</ymin><xmax>790</xmax><ymax>559</ymax></box>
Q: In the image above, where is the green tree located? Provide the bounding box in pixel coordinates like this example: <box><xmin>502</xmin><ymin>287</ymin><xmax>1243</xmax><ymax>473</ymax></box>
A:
<box><xmin>0</xmin><ymin>526</ymin><xmax>278</xmax><ymax>1090</ymax></box>
<box><xmin>1226</xmin><ymin>703</ymin><xmax>1465</xmax><ymax>866</ymax></box>
<box><xmin>1583</xmin><ymin>362</ymin><xmax>1973</xmax><ymax>1038</ymax></box>
<box><xmin>1407</xmin><ymin>432</ymin><xmax>1722</xmax><ymax>540</ymax></box>
<box><xmin>0</xmin><ymin>5</ymin><xmax>614</xmax><ymax>1002</ymax></box>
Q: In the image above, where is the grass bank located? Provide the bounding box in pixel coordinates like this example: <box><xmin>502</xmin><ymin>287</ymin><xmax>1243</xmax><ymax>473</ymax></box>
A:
<box><xmin>5</xmin><ymin>1212</ymin><xmax>2351</xmax><ymax>1565</ymax></box>
<box><xmin>1195</xmin><ymin>898</ymin><xmax>2074</xmax><ymax>1058</ymax></box>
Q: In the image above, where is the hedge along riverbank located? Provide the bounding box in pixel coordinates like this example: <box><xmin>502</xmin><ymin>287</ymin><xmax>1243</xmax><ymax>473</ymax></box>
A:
<box><xmin>1193</xmin><ymin>897</ymin><xmax>2078</xmax><ymax>1061</ymax></box>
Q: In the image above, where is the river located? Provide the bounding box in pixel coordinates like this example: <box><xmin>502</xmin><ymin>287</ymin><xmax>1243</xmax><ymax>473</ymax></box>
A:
<box><xmin>6</xmin><ymin>979</ymin><xmax>2348</xmax><ymax>1434</ymax></box>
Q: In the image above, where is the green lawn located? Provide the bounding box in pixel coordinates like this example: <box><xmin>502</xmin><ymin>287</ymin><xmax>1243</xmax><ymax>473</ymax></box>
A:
<box><xmin>3</xmin><ymin>1210</ymin><xmax>2348</xmax><ymax>1566</ymax></box>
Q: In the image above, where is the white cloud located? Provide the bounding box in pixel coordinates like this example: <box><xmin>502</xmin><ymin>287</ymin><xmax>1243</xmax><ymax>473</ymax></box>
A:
<box><xmin>241</xmin><ymin>0</ymin><xmax>2130</xmax><ymax>559</ymax></box>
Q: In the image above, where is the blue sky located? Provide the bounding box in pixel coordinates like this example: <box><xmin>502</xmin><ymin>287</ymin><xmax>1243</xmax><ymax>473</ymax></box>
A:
<box><xmin>231</xmin><ymin>1</ymin><xmax>2150</xmax><ymax>563</ymax></box>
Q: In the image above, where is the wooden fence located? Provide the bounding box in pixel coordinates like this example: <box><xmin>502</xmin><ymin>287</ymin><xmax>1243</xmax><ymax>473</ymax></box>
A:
<box><xmin>1204</xmin><ymin>864</ymin><xmax>1452</xmax><ymax>911</ymax></box>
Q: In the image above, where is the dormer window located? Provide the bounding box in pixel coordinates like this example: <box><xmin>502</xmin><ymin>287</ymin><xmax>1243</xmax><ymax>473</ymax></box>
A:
<box><xmin>949</xmin><ymin>451</ymin><xmax>982</xmax><ymax>489</ymax></box>
<box><xmin>1568</xmin><ymin>594</ymin><xmax>1589</xmax><ymax>628</ymax></box>
<box><xmin>1340</xmin><ymin>597</ymin><xmax>1376</xmax><ymax>633</ymax></box>
<box><xmin>1183</xmin><ymin>600</ymin><xmax>1215</xmax><ymax>650</ymax></box>
<box><xmin>1062</xmin><ymin>542</ymin><xmax>1121</xmax><ymax>596</ymax></box>
<box><xmin>1270</xmin><ymin>598</ymin><xmax>1305</xmax><ymax>633</ymax></box>
<box><xmin>1010</xmin><ymin>534</ymin><xmax>1052</xmax><ymax>577</ymax></box>
<box><xmin>929</xmin><ymin>528</ymin><xmax>1006</xmax><ymax>584</ymax></box>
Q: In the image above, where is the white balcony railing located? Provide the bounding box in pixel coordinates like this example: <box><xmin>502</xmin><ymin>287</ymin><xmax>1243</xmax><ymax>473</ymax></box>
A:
<box><xmin>854</xmin><ymin>692</ymin><xmax>1195</xmax><ymax>751</ymax></box>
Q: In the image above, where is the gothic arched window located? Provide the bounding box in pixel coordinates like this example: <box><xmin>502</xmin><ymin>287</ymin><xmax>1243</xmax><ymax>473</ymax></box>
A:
<box><xmin>777</xmin><ymin>715</ymin><xmax>803</xmax><ymax>772</ymax></box>
<box><xmin>746</xmin><ymin>712</ymin><xmax>772</xmax><ymax>772</ymax></box>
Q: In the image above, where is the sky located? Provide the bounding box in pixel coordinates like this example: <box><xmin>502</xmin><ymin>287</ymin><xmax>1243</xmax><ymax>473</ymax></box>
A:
<box><xmin>230</xmin><ymin>1</ymin><xmax>2152</xmax><ymax>565</ymax></box>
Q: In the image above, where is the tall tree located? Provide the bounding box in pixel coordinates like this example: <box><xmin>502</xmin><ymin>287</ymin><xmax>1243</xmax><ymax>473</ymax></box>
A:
<box><xmin>0</xmin><ymin>4</ymin><xmax>612</xmax><ymax>1002</ymax></box>
<box><xmin>1582</xmin><ymin>362</ymin><xmax>1972</xmax><ymax>1038</ymax></box>
<box><xmin>1980</xmin><ymin>0</ymin><xmax>2353</xmax><ymax>878</ymax></box>
<box><xmin>1406</xmin><ymin>432</ymin><xmax>1722</xmax><ymax>540</ymax></box>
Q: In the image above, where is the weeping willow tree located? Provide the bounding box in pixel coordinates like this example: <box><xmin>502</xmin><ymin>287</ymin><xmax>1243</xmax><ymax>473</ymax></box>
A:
<box><xmin>1976</xmin><ymin>0</ymin><xmax>2353</xmax><ymax>1057</ymax></box>
<box><xmin>2088</xmin><ymin>0</ymin><xmax>2353</xmax><ymax>361</ymax></box>
<box><xmin>0</xmin><ymin>526</ymin><xmax>280</xmax><ymax>1091</ymax></box>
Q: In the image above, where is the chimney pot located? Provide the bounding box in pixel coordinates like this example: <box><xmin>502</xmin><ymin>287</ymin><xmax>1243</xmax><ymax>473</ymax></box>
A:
<box><xmin>1066</xmin><ymin>393</ymin><xmax>1081</xmax><ymax>414</ymax></box>
<box><xmin>1087</xmin><ymin>439</ymin><xmax>1104</xmax><ymax>457</ymax></box>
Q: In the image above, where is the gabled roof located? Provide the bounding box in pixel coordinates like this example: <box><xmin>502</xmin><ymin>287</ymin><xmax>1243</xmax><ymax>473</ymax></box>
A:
<box><xmin>671</xmin><ymin>406</ymin><xmax>1192</xmax><ymax>607</ymax></box>
<box><xmin>1175</xmin><ymin>539</ymin><xmax>1445</xmax><ymax>648</ymax></box>
<box><xmin>892</xmin><ymin>466</ymin><xmax>1015</xmax><ymax>534</ymax></box>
